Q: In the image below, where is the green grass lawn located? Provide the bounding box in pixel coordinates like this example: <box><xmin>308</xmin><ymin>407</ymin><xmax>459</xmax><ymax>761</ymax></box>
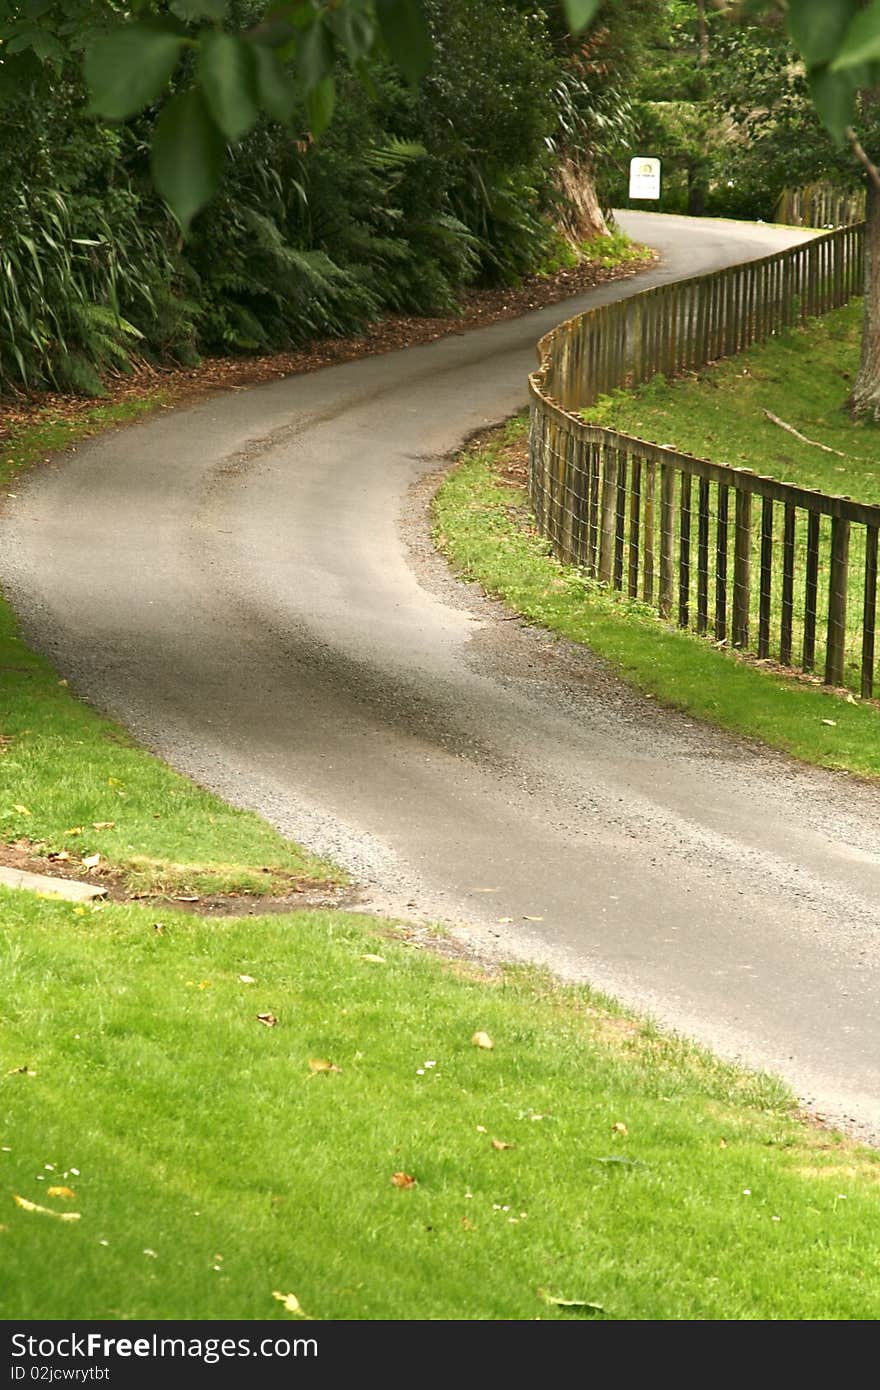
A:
<box><xmin>435</xmin><ymin>421</ymin><xmax>880</xmax><ymax>777</ymax></box>
<box><xmin>586</xmin><ymin>300</ymin><xmax>878</xmax><ymax>503</ymax></box>
<box><xmin>0</xmin><ymin>597</ymin><xmax>337</xmax><ymax>896</ymax></box>
<box><xmin>2</xmin><ymin>889</ymin><xmax>880</xmax><ymax>1321</ymax></box>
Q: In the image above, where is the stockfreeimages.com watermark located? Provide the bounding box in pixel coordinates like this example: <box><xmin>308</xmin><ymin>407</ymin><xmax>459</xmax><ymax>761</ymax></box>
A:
<box><xmin>10</xmin><ymin>1332</ymin><xmax>317</xmax><ymax>1372</ymax></box>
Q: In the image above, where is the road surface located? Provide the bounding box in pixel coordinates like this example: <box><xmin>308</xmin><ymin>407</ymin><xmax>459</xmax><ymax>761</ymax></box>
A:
<box><xmin>3</xmin><ymin>212</ymin><xmax>879</xmax><ymax>1139</ymax></box>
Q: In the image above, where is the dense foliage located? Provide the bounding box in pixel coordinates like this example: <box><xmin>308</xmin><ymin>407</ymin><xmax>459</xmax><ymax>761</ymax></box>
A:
<box><xmin>0</xmin><ymin>0</ymin><xmax>616</xmax><ymax>396</ymax></box>
<box><xmin>619</xmin><ymin>3</ymin><xmax>880</xmax><ymax>223</ymax></box>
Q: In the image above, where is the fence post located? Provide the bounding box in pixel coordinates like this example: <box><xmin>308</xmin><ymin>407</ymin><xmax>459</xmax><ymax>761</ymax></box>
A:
<box><xmin>715</xmin><ymin>484</ymin><xmax>729</xmax><ymax>641</ymax></box>
<box><xmin>780</xmin><ymin>503</ymin><xmax>796</xmax><ymax>666</ymax></box>
<box><xmin>614</xmin><ymin>448</ymin><xmax>627</xmax><ymax>589</ymax></box>
<box><xmin>803</xmin><ymin>511</ymin><xmax>820</xmax><ymax>671</ymax></box>
<box><xmin>679</xmin><ymin>472</ymin><xmax>692</xmax><ymax>627</ymax></box>
<box><xmin>732</xmin><ymin>488</ymin><xmax>752</xmax><ymax>648</ymax></box>
<box><xmin>824</xmin><ymin>515</ymin><xmax>850</xmax><ymax>686</ymax></box>
<box><xmin>628</xmin><ymin>455</ymin><xmax>642</xmax><ymax>598</ymax></box>
<box><xmin>659</xmin><ymin>462</ymin><xmax>675</xmax><ymax>619</ymax></box>
<box><xmin>598</xmin><ymin>444</ymin><xmax>618</xmax><ymax>584</ymax></box>
<box><xmin>643</xmin><ymin>460</ymin><xmax>656</xmax><ymax>603</ymax></box>
<box><xmin>862</xmin><ymin>525</ymin><xmax>878</xmax><ymax>699</ymax></box>
<box><xmin>758</xmin><ymin>497</ymin><xmax>774</xmax><ymax>659</ymax></box>
<box><xmin>697</xmin><ymin>478</ymin><xmax>710</xmax><ymax>634</ymax></box>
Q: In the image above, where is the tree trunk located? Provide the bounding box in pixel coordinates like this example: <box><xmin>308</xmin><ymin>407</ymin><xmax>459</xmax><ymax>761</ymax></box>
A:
<box><xmin>555</xmin><ymin>154</ymin><xmax>610</xmax><ymax>245</ymax></box>
<box><xmin>687</xmin><ymin>165</ymin><xmax>706</xmax><ymax>218</ymax></box>
<box><xmin>696</xmin><ymin>0</ymin><xmax>709</xmax><ymax>69</ymax></box>
<box><xmin>848</xmin><ymin>178</ymin><xmax>880</xmax><ymax>419</ymax></box>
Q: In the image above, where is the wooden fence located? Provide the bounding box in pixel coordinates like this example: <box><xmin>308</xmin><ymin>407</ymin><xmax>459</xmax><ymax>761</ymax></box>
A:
<box><xmin>529</xmin><ymin>222</ymin><xmax>880</xmax><ymax>696</ymax></box>
<box><xmin>776</xmin><ymin>183</ymin><xmax>865</xmax><ymax>229</ymax></box>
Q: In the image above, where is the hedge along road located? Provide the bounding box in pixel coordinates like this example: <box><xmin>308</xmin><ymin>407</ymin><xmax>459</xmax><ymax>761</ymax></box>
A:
<box><xmin>3</xmin><ymin>211</ymin><xmax>879</xmax><ymax>1140</ymax></box>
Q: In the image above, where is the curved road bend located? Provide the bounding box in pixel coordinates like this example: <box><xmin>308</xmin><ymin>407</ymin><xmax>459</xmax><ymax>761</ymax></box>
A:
<box><xmin>3</xmin><ymin>212</ymin><xmax>880</xmax><ymax>1139</ymax></box>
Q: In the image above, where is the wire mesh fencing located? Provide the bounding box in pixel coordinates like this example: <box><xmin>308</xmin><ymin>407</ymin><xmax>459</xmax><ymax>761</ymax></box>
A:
<box><xmin>535</xmin><ymin>222</ymin><xmax>864</xmax><ymax>413</ymax></box>
<box><xmin>528</xmin><ymin>222</ymin><xmax>876</xmax><ymax>694</ymax></box>
<box><xmin>530</xmin><ymin>411</ymin><xmax>880</xmax><ymax>696</ymax></box>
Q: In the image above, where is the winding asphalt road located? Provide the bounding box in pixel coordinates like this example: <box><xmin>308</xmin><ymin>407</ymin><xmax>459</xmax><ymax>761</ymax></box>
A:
<box><xmin>3</xmin><ymin>212</ymin><xmax>880</xmax><ymax>1138</ymax></box>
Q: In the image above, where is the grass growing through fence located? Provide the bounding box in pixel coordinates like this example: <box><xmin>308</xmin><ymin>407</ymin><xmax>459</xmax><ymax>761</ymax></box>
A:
<box><xmin>434</xmin><ymin>420</ymin><xmax>880</xmax><ymax>777</ymax></box>
<box><xmin>4</xmin><ymin>888</ymin><xmax>880</xmax><ymax>1321</ymax></box>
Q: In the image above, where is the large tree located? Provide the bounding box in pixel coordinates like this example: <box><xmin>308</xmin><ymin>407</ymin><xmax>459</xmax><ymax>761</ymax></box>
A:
<box><xmin>738</xmin><ymin>0</ymin><xmax>880</xmax><ymax>419</ymax></box>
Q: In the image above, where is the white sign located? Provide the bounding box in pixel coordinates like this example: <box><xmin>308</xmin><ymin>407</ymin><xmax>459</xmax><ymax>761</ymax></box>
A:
<box><xmin>629</xmin><ymin>156</ymin><xmax>661</xmax><ymax>201</ymax></box>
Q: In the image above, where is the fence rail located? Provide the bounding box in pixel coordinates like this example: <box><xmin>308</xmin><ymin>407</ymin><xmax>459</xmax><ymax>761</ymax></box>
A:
<box><xmin>528</xmin><ymin>221</ymin><xmax>880</xmax><ymax>696</ymax></box>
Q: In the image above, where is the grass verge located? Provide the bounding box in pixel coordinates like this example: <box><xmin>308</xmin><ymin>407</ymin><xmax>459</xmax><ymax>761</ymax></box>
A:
<box><xmin>2</xmin><ymin>889</ymin><xmax>879</xmax><ymax>1321</ymax></box>
<box><xmin>434</xmin><ymin>419</ymin><xmax>880</xmax><ymax>777</ymax></box>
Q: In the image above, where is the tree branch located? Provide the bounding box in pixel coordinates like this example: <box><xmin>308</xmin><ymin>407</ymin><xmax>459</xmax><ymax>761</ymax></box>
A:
<box><xmin>846</xmin><ymin>127</ymin><xmax>880</xmax><ymax>194</ymax></box>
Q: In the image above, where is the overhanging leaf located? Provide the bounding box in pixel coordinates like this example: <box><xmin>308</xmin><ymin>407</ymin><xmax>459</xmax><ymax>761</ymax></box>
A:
<box><xmin>832</xmin><ymin>0</ymin><xmax>880</xmax><ymax>70</ymax></box>
<box><xmin>375</xmin><ymin>0</ymin><xmax>432</xmax><ymax>85</ymax></box>
<box><xmin>151</xmin><ymin>88</ymin><xmax>225</xmax><ymax>232</ymax></box>
<box><xmin>252</xmin><ymin>43</ymin><xmax>296</xmax><ymax>123</ymax></box>
<box><xmin>298</xmin><ymin>14</ymin><xmax>334</xmax><ymax>88</ymax></box>
<box><xmin>787</xmin><ymin>0</ymin><xmax>859</xmax><ymax>68</ymax></box>
<box><xmin>561</xmin><ymin>0</ymin><xmax>601</xmax><ymax>32</ymax></box>
<box><xmin>330</xmin><ymin>7</ymin><xmax>375</xmax><ymax>65</ymax></box>
<box><xmin>808</xmin><ymin>66</ymin><xmax>860</xmax><ymax>144</ymax></box>
<box><xmin>85</xmin><ymin>26</ymin><xmax>184</xmax><ymax>120</ymax></box>
<box><xmin>198</xmin><ymin>31</ymin><xmax>259</xmax><ymax>142</ymax></box>
<box><xmin>305</xmin><ymin>76</ymin><xmax>335</xmax><ymax>137</ymax></box>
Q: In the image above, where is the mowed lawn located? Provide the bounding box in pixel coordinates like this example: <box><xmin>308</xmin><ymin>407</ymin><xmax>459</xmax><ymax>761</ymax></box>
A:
<box><xmin>2</xmin><ymin>891</ymin><xmax>879</xmax><ymax>1321</ymax></box>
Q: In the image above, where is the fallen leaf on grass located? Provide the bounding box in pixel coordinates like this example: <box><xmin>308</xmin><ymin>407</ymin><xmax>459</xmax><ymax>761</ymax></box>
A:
<box><xmin>48</xmin><ymin>851</ymin><xmax>70</xmax><ymax>863</ymax></box>
<box><xmin>461</xmin><ymin>1217</ymin><xmax>476</xmax><ymax>1231</ymax></box>
<box><xmin>92</xmin><ymin>822</ymin><xmax>115</xmax><ymax>831</ymax></box>
<box><xmin>308</xmin><ymin>1059</ymin><xmax>341</xmax><ymax>1074</ymax></box>
<box><xmin>491</xmin><ymin>1138</ymin><xmax>516</xmax><ymax>1151</ymax></box>
<box><xmin>238</xmin><ymin>974</ymin><xmax>256</xmax><ymax>984</ymax></box>
<box><xmin>12</xmin><ymin>805</ymin><xmax>31</xmax><ymax>816</ymax></box>
<box><xmin>822</xmin><ymin>719</ymin><xmax>837</xmax><ymax>727</ymax></box>
<box><xmin>47</xmin><ymin>1186</ymin><xmax>76</xmax><ymax>1200</ymax></box>
<box><xmin>390</xmin><ymin>1172</ymin><xmax>417</xmax><ymax>1189</ymax></box>
<box><xmin>7</xmin><ymin>1065</ymin><xmax>36</xmax><ymax>1077</ymax></box>
<box><xmin>81</xmin><ymin>854</ymin><xmax>100</xmax><ymax>870</ymax></box>
<box><xmin>13</xmin><ymin>1194</ymin><xmax>80</xmax><ymax>1222</ymax></box>
<box><xmin>66</xmin><ymin>827</ymin><xmax>83</xmax><ymax>836</ymax></box>
<box><xmin>471</xmin><ymin>1031</ymin><xmax>494</xmax><ymax>1050</ymax></box>
<box><xmin>538</xmin><ymin>1289</ymin><xmax>605</xmax><ymax>1314</ymax></box>
<box><xmin>272</xmin><ymin>1291</ymin><xmax>308</xmax><ymax>1317</ymax></box>
<box><xmin>611</xmin><ymin>1122</ymin><xmax>628</xmax><ymax>1136</ymax></box>
<box><xmin>361</xmin><ymin>954</ymin><xmax>385</xmax><ymax>964</ymax></box>
<box><xmin>256</xmin><ymin>1013</ymin><xmax>278</xmax><ymax>1028</ymax></box>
